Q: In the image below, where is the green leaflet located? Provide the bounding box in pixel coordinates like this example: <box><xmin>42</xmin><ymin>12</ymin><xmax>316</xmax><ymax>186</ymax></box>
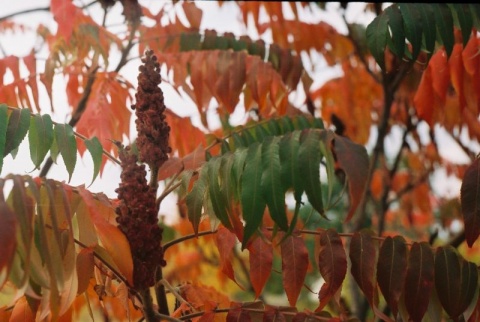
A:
<box><xmin>298</xmin><ymin>130</ymin><xmax>325</xmax><ymax>218</ymax></box>
<box><xmin>232</xmin><ymin>132</ymin><xmax>246</xmax><ymax>149</ymax></box>
<box><xmin>433</xmin><ymin>3</ymin><xmax>454</xmax><ymax>57</ymax></box>
<box><xmin>241</xmin><ymin>142</ymin><xmax>266</xmax><ymax>248</ymax></box>
<box><xmin>232</xmin><ymin>147</ymin><xmax>248</xmax><ymax>201</ymax></box>
<box><xmin>279</xmin><ymin>131</ymin><xmax>303</xmax><ymax>202</ymax></box>
<box><xmin>50</xmin><ymin>136</ymin><xmax>59</xmax><ymax>163</ymax></box>
<box><xmin>319</xmin><ymin>131</ymin><xmax>336</xmax><ymax>206</ymax></box>
<box><xmin>267</xmin><ymin>118</ymin><xmax>282</xmax><ymax>136</ymax></box>
<box><xmin>296</xmin><ymin>115</ymin><xmax>311</xmax><ymax>130</ymax></box>
<box><xmin>417</xmin><ymin>4</ymin><xmax>436</xmax><ymax>58</ymax></box>
<box><xmin>385</xmin><ymin>5</ymin><xmax>405</xmax><ymax>59</ymax></box>
<box><xmin>221</xmin><ymin>152</ymin><xmax>236</xmax><ymax>205</ymax></box>
<box><xmin>261</xmin><ymin>136</ymin><xmax>288</xmax><ymax>231</ymax></box>
<box><xmin>186</xmin><ymin>165</ymin><xmax>209</xmax><ymax>234</ymax></box>
<box><xmin>255</xmin><ymin>124</ymin><xmax>270</xmax><ymax>141</ymax></box>
<box><xmin>208</xmin><ymin>156</ymin><xmax>232</xmax><ymax>230</ymax></box>
<box><xmin>29</xmin><ymin>114</ymin><xmax>53</xmax><ymax>169</ymax></box>
<box><xmin>54</xmin><ymin>124</ymin><xmax>77</xmax><ymax>182</ymax></box>
<box><xmin>180</xmin><ymin>33</ymin><xmax>201</xmax><ymax>51</ymax></box>
<box><xmin>366</xmin><ymin>12</ymin><xmax>389</xmax><ymax>70</ymax></box>
<box><xmin>84</xmin><ymin>137</ymin><xmax>103</xmax><ymax>185</ymax></box>
<box><xmin>469</xmin><ymin>4</ymin><xmax>480</xmax><ymax>30</ymax></box>
<box><xmin>4</xmin><ymin>108</ymin><xmax>30</xmax><ymax>158</ymax></box>
<box><xmin>0</xmin><ymin>104</ymin><xmax>8</xmax><ymax>173</ymax></box>
<box><xmin>399</xmin><ymin>4</ymin><xmax>423</xmax><ymax>62</ymax></box>
<box><xmin>450</xmin><ymin>4</ymin><xmax>473</xmax><ymax>48</ymax></box>
<box><xmin>280</xmin><ymin>115</ymin><xmax>295</xmax><ymax>132</ymax></box>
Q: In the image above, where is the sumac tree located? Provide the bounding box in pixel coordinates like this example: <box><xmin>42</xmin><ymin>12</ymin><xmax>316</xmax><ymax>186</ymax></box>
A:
<box><xmin>0</xmin><ymin>2</ymin><xmax>480</xmax><ymax>322</ymax></box>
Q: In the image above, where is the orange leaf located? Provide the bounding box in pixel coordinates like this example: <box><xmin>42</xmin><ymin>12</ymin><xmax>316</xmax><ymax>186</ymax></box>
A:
<box><xmin>449</xmin><ymin>44</ymin><xmax>465</xmax><ymax>111</ymax></box>
<box><xmin>51</xmin><ymin>0</ymin><xmax>77</xmax><ymax>42</ymax></box>
<box><xmin>77</xmin><ymin>186</ymin><xmax>134</xmax><ymax>286</ymax></box>
<box><xmin>430</xmin><ymin>50</ymin><xmax>450</xmax><ymax>102</ymax></box>
<box><xmin>247</xmin><ymin>232</ymin><xmax>273</xmax><ymax>298</ymax></box>
<box><xmin>23</xmin><ymin>52</ymin><xmax>40</xmax><ymax>112</ymax></box>
<box><xmin>214</xmin><ymin>226</ymin><xmax>238</xmax><ymax>285</ymax></box>
<box><xmin>412</xmin><ymin>183</ymin><xmax>431</xmax><ymax>214</ymax></box>
<box><xmin>158</xmin><ymin>157</ymin><xmax>183</xmax><ymax>181</ymax></box>
<box><xmin>76</xmin><ymin>247</ymin><xmax>94</xmax><ymax>295</ymax></box>
<box><xmin>370</xmin><ymin>169</ymin><xmax>386</xmax><ymax>200</ymax></box>
<box><xmin>281</xmin><ymin>234</ymin><xmax>309</xmax><ymax>306</ymax></box>
<box><xmin>182</xmin><ymin>2</ymin><xmax>203</xmax><ymax>29</ymax></box>
<box><xmin>165</xmin><ymin>110</ymin><xmax>206</xmax><ymax>157</ymax></box>
<box><xmin>392</xmin><ymin>171</ymin><xmax>410</xmax><ymax>193</ymax></box>
<box><xmin>462</xmin><ymin>36</ymin><xmax>480</xmax><ymax>115</ymax></box>
<box><xmin>181</xmin><ymin>282</ymin><xmax>230</xmax><ymax>311</ymax></box>
<box><xmin>413</xmin><ymin>67</ymin><xmax>434</xmax><ymax>125</ymax></box>
<box><xmin>215</xmin><ymin>51</ymin><xmax>246</xmax><ymax>113</ymax></box>
<box><xmin>9</xmin><ymin>297</ymin><xmax>35</xmax><ymax>322</ymax></box>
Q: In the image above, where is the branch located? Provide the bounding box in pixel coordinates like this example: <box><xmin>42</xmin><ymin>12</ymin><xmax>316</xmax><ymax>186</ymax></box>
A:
<box><xmin>0</xmin><ymin>1</ymin><xmax>98</xmax><ymax>23</ymax></box>
<box><xmin>0</xmin><ymin>6</ymin><xmax>50</xmax><ymax>22</ymax></box>
<box><xmin>352</xmin><ymin>61</ymin><xmax>413</xmax><ymax>232</ymax></box>
<box><xmin>115</xmin><ymin>23</ymin><xmax>138</xmax><ymax>73</ymax></box>
<box><xmin>163</xmin><ymin>230</ymin><xmax>217</xmax><ymax>252</ymax></box>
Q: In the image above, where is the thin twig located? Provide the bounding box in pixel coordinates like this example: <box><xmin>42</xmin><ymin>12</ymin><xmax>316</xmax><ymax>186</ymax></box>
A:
<box><xmin>157</xmin><ymin>181</ymin><xmax>183</xmax><ymax>206</ymax></box>
<box><xmin>163</xmin><ymin>230</ymin><xmax>217</xmax><ymax>252</ymax></box>
<box><xmin>0</xmin><ymin>1</ymin><xmax>98</xmax><ymax>23</ymax></box>
<box><xmin>0</xmin><ymin>6</ymin><xmax>50</xmax><ymax>22</ymax></box>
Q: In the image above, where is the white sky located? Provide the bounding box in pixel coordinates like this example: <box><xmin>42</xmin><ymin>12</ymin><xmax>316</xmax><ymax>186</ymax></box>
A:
<box><xmin>0</xmin><ymin>1</ymin><xmax>474</xmax><ymax>218</ymax></box>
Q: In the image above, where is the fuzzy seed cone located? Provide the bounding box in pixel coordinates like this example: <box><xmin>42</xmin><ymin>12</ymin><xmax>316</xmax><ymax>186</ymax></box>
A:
<box><xmin>115</xmin><ymin>146</ymin><xmax>165</xmax><ymax>289</ymax></box>
<box><xmin>132</xmin><ymin>50</ymin><xmax>171</xmax><ymax>169</ymax></box>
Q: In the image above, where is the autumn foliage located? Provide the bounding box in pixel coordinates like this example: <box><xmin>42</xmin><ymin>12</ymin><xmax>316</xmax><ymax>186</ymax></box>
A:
<box><xmin>2</xmin><ymin>2</ymin><xmax>480</xmax><ymax>322</ymax></box>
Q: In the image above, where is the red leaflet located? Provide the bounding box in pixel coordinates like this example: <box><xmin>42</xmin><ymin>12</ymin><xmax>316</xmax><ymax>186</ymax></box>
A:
<box><xmin>248</xmin><ymin>233</ymin><xmax>273</xmax><ymax>298</ymax></box>
<box><xmin>165</xmin><ymin>110</ymin><xmax>207</xmax><ymax>157</ymax></box>
<box><xmin>263</xmin><ymin>307</ymin><xmax>287</xmax><ymax>322</ymax></box>
<box><xmin>215</xmin><ymin>51</ymin><xmax>246</xmax><ymax>113</ymax></box>
<box><xmin>281</xmin><ymin>234</ymin><xmax>309</xmax><ymax>306</ymax></box>
<box><xmin>214</xmin><ymin>226</ymin><xmax>238</xmax><ymax>284</ymax></box>
<box><xmin>226</xmin><ymin>308</ymin><xmax>252</xmax><ymax>322</ymax></box>
<box><xmin>50</xmin><ymin>0</ymin><xmax>77</xmax><ymax>42</ymax></box>
<box><xmin>349</xmin><ymin>231</ymin><xmax>378</xmax><ymax>307</ymax></box>
<box><xmin>332</xmin><ymin>135</ymin><xmax>369</xmax><ymax>222</ymax></box>
<box><xmin>317</xmin><ymin>229</ymin><xmax>347</xmax><ymax>310</ymax></box>
<box><xmin>182</xmin><ymin>2</ymin><xmax>203</xmax><ymax>29</ymax></box>
<box><xmin>435</xmin><ymin>246</ymin><xmax>478</xmax><ymax>320</ymax></box>
<box><xmin>376</xmin><ymin>236</ymin><xmax>407</xmax><ymax>318</ymax></box>
<box><xmin>460</xmin><ymin>158</ymin><xmax>480</xmax><ymax>246</ymax></box>
<box><xmin>404</xmin><ymin>242</ymin><xmax>434</xmax><ymax>322</ymax></box>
